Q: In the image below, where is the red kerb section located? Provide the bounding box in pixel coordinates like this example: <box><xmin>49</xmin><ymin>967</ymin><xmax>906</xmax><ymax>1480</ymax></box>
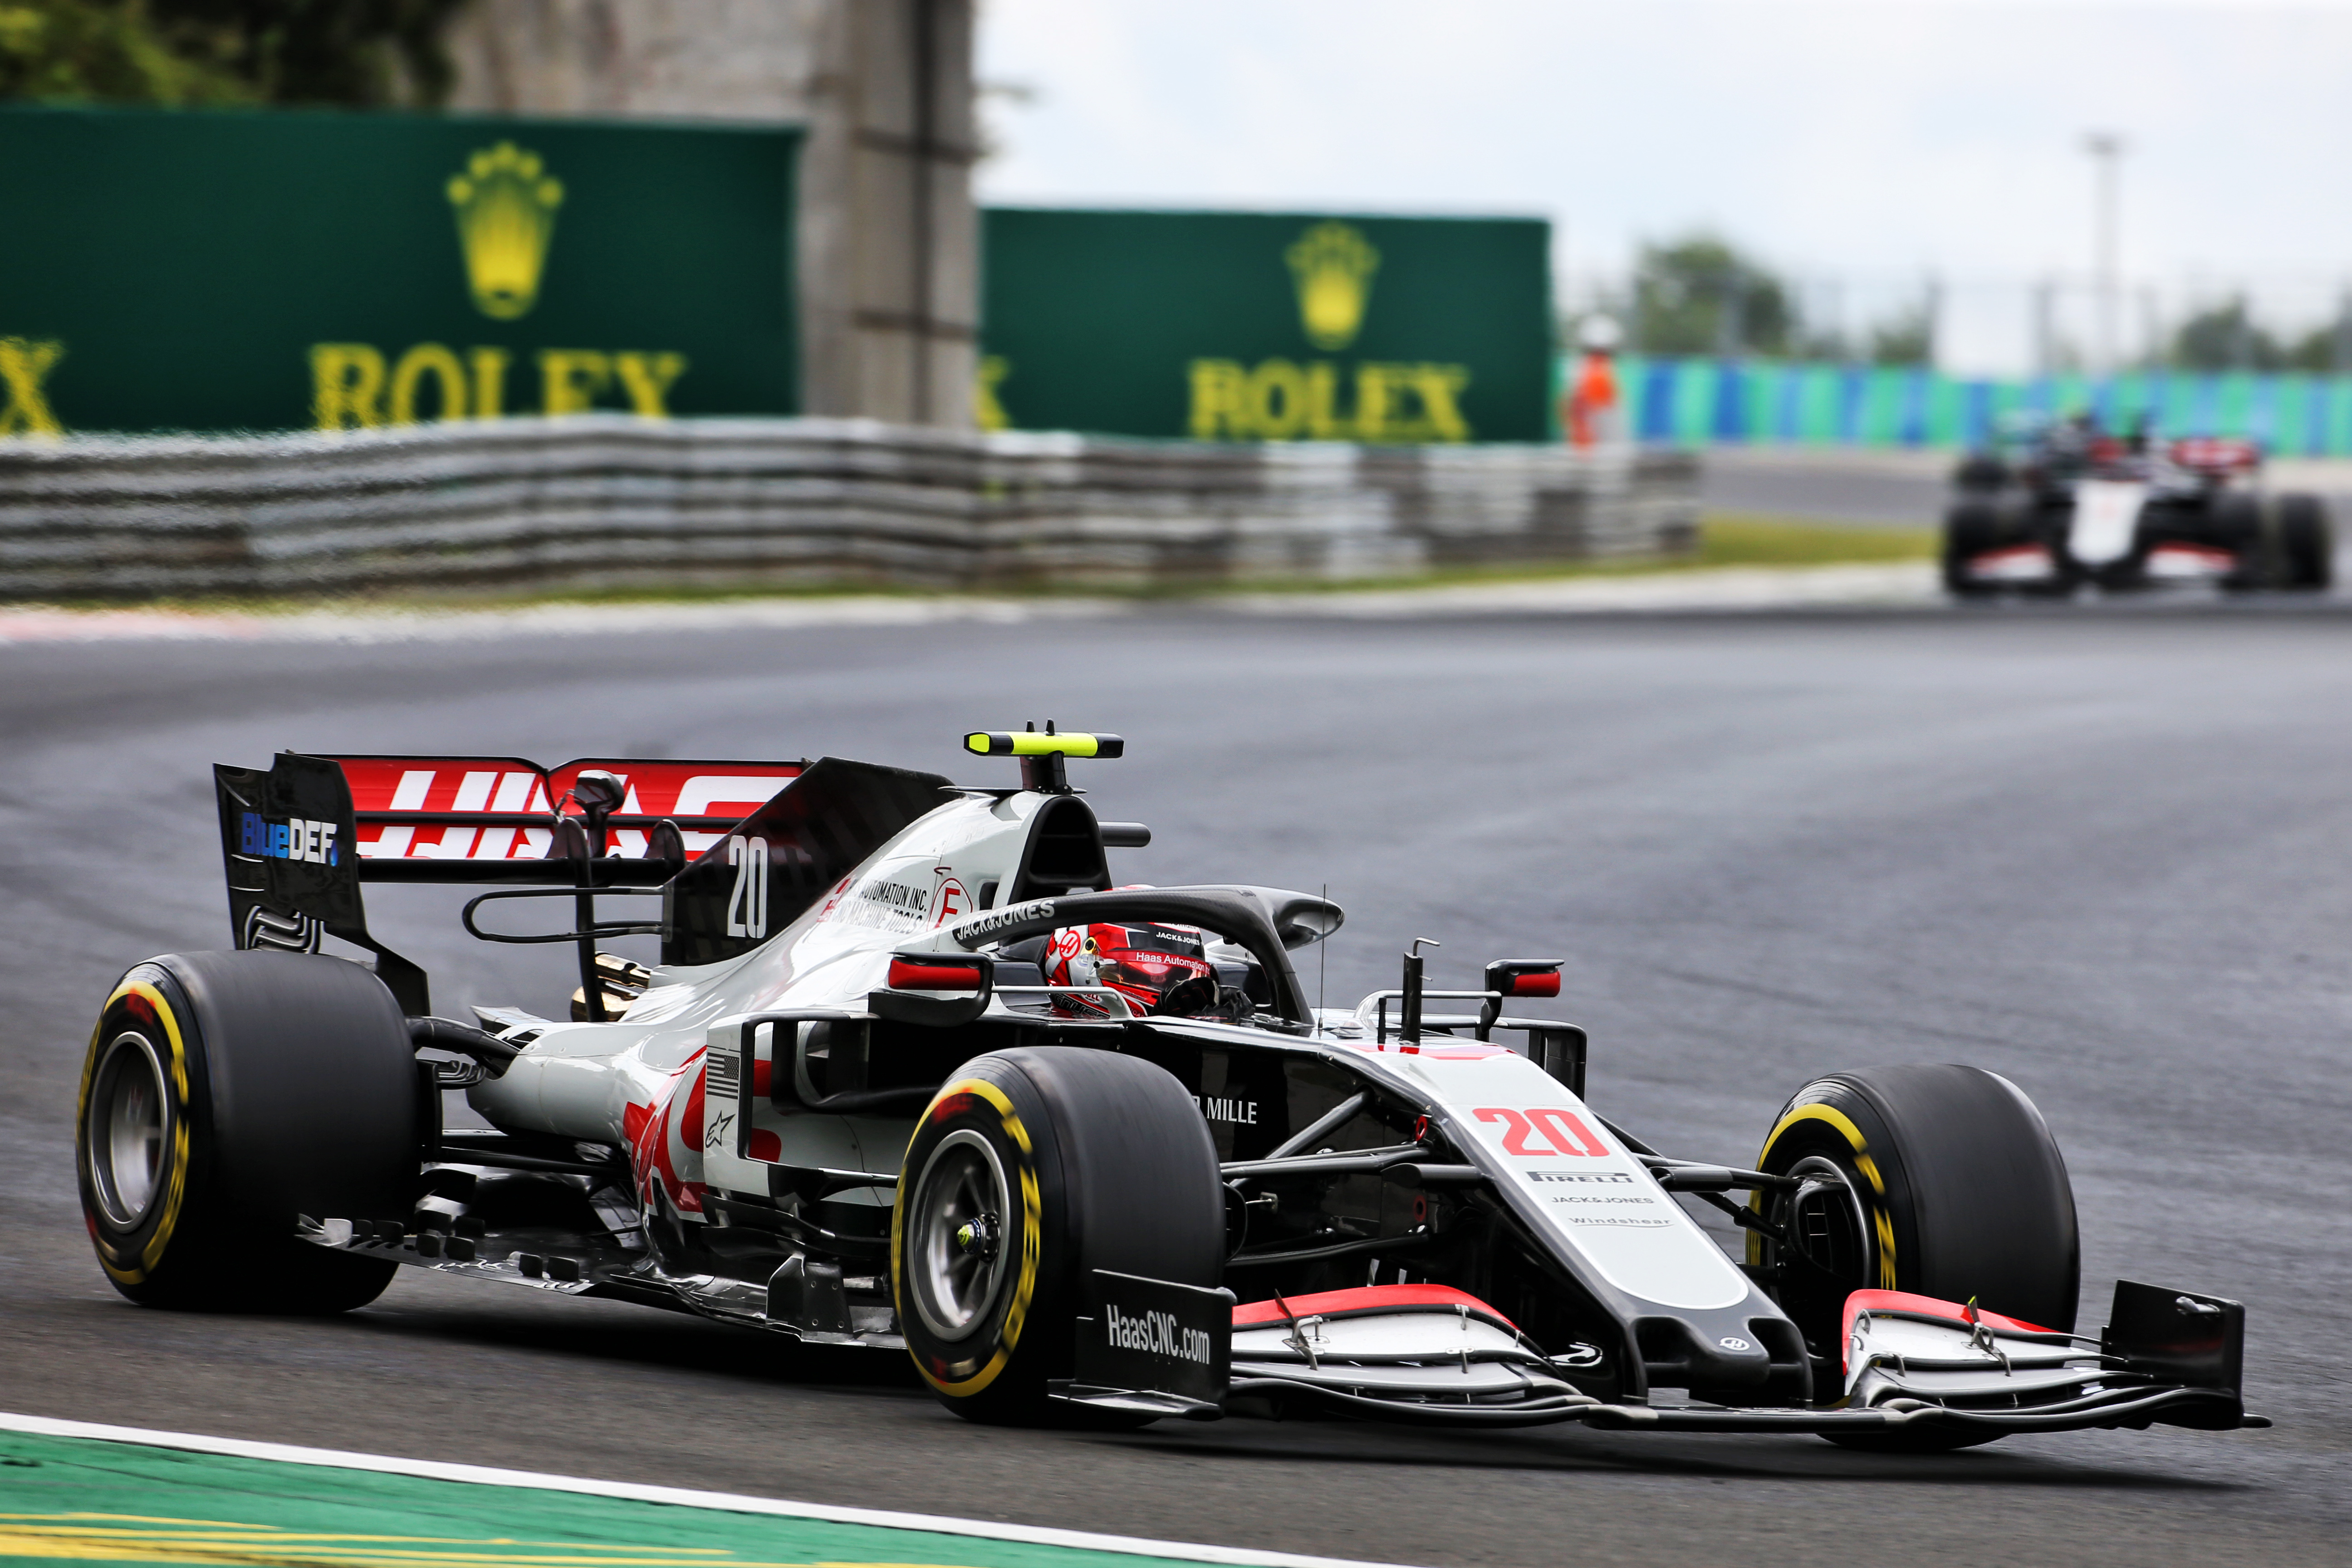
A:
<box><xmin>1232</xmin><ymin>1283</ymin><xmax>1517</xmax><ymax>1331</ymax></box>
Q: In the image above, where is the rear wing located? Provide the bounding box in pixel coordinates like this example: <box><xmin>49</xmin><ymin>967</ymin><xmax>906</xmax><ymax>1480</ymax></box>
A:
<box><xmin>2171</xmin><ymin>437</ymin><xmax>2262</xmax><ymax>477</ymax></box>
<box><xmin>214</xmin><ymin>752</ymin><xmax>950</xmax><ymax>1015</ymax></box>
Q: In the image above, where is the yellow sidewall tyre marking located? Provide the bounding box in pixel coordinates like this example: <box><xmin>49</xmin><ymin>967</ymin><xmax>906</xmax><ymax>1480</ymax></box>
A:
<box><xmin>78</xmin><ymin>976</ymin><xmax>196</xmax><ymax>1288</ymax></box>
<box><xmin>1755</xmin><ymin>1099</ymin><xmax>1899</xmax><ymax>1290</ymax></box>
<box><xmin>894</xmin><ymin>1076</ymin><xmax>1046</xmax><ymax>1401</ymax></box>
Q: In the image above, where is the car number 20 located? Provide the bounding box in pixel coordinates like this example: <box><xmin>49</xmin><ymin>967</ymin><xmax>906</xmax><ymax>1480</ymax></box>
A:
<box><xmin>1474</xmin><ymin>1106</ymin><xmax>1609</xmax><ymax>1158</ymax></box>
<box><xmin>725</xmin><ymin>834</ymin><xmax>770</xmax><ymax>938</ymax></box>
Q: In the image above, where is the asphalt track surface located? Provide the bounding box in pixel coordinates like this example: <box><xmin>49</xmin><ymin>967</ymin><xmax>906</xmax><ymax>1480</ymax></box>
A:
<box><xmin>1701</xmin><ymin>448</ymin><xmax>1948</xmax><ymax>525</ymax></box>
<box><xmin>5</xmin><ymin>603</ymin><xmax>2350</xmax><ymax>1568</ymax></box>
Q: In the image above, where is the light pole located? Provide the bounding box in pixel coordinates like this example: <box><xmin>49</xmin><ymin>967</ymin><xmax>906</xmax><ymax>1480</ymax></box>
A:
<box><xmin>2084</xmin><ymin>132</ymin><xmax>2126</xmax><ymax>377</ymax></box>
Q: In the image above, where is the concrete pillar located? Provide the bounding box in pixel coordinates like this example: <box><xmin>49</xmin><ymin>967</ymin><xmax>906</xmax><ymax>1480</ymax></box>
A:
<box><xmin>441</xmin><ymin>0</ymin><xmax>977</xmax><ymax>427</ymax></box>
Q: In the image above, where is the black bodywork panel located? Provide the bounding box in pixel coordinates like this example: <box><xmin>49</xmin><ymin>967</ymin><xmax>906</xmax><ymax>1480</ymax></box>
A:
<box><xmin>661</xmin><ymin>757</ymin><xmax>955</xmax><ymax>965</ymax></box>
<box><xmin>215</xmin><ymin>753</ymin><xmax>430</xmax><ymax>1013</ymax></box>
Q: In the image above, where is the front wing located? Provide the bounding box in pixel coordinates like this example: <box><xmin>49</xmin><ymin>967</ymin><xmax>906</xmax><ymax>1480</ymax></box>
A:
<box><xmin>1054</xmin><ymin>1277</ymin><xmax>2264</xmax><ymax>1436</ymax></box>
<box><xmin>300</xmin><ymin>1210</ymin><xmax>2261</xmax><ymax>1438</ymax></box>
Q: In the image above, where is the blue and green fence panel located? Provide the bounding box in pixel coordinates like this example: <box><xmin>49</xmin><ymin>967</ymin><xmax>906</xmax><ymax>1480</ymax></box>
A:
<box><xmin>1606</xmin><ymin>356</ymin><xmax>2352</xmax><ymax>456</ymax></box>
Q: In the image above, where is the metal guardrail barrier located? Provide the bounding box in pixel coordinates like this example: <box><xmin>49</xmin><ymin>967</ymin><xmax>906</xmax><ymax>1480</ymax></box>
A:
<box><xmin>0</xmin><ymin>416</ymin><xmax>1698</xmax><ymax>600</ymax></box>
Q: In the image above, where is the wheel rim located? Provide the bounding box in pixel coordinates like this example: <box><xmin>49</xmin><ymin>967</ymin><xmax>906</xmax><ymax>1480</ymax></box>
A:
<box><xmin>1763</xmin><ymin>1151</ymin><xmax>1877</xmax><ymax>1361</ymax></box>
<box><xmin>1784</xmin><ymin>1154</ymin><xmax>1872</xmax><ymax>1286</ymax></box>
<box><xmin>88</xmin><ymin>1030</ymin><xmax>170</xmax><ymax>1228</ymax></box>
<box><xmin>906</xmin><ymin>1128</ymin><xmax>1010</xmax><ymax>1342</ymax></box>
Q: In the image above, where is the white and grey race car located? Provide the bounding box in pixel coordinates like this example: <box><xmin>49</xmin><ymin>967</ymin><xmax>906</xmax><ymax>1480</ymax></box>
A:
<box><xmin>75</xmin><ymin>731</ymin><xmax>2260</xmax><ymax>1448</ymax></box>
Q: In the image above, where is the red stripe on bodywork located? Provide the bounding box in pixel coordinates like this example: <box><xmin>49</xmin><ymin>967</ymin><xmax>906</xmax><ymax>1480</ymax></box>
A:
<box><xmin>1231</xmin><ymin>1283</ymin><xmax>1517</xmax><ymax>1331</ymax></box>
<box><xmin>889</xmin><ymin>960</ymin><xmax>985</xmax><ymax>990</ymax></box>
<box><xmin>1841</xmin><ymin>1288</ymin><xmax>2057</xmax><ymax>1370</ymax></box>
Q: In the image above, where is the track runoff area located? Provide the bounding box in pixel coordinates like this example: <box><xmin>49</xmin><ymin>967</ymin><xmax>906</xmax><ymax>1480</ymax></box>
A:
<box><xmin>0</xmin><ymin>1416</ymin><xmax>1389</xmax><ymax>1568</ymax></box>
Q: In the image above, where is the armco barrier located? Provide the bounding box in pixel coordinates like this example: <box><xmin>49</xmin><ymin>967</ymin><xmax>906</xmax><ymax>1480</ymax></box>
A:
<box><xmin>0</xmin><ymin>417</ymin><xmax>1697</xmax><ymax>600</ymax></box>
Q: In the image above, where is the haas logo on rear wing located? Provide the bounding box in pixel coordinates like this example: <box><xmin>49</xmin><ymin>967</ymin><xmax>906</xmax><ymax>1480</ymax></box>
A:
<box><xmin>331</xmin><ymin>755</ymin><xmax>806</xmax><ymax>864</ymax></box>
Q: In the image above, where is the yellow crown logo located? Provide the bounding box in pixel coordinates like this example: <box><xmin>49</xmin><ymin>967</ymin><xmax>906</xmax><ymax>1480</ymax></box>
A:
<box><xmin>446</xmin><ymin>142</ymin><xmax>564</xmax><ymax>320</ymax></box>
<box><xmin>1285</xmin><ymin>221</ymin><xmax>1379</xmax><ymax>351</ymax></box>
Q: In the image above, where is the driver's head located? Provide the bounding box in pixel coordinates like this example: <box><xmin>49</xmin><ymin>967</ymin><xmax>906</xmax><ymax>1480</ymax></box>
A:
<box><xmin>1042</xmin><ymin>920</ymin><xmax>1221</xmax><ymax>1018</ymax></box>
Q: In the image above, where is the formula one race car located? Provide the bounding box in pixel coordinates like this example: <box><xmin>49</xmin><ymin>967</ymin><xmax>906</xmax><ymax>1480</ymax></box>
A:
<box><xmin>1942</xmin><ymin>414</ymin><xmax>2331</xmax><ymax>596</ymax></box>
<box><xmin>74</xmin><ymin>732</ymin><xmax>2263</xmax><ymax>1449</ymax></box>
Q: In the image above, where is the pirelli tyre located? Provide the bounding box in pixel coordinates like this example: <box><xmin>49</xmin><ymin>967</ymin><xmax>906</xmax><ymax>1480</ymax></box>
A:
<box><xmin>2279</xmin><ymin>493</ymin><xmax>2333</xmax><ymax>589</ymax></box>
<box><xmin>77</xmin><ymin>950</ymin><xmax>419</xmax><ymax>1312</ymax></box>
<box><xmin>892</xmin><ymin>1047</ymin><xmax>1225</xmax><ymax>1426</ymax></box>
<box><xmin>1748</xmin><ymin>1064</ymin><xmax>2079</xmax><ymax>1451</ymax></box>
<box><xmin>2213</xmin><ymin>492</ymin><xmax>2267</xmax><ymax>589</ymax></box>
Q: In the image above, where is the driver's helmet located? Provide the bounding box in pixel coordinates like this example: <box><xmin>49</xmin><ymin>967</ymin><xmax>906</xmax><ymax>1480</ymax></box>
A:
<box><xmin>1042</xmin><ymin>920</ymin><xmax>1223</xmax><ymax>1018</ymax></box>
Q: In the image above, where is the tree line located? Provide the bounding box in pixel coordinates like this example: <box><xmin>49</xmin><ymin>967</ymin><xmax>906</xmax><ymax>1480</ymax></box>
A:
<box><xmin>1582</xmin><ymin>235</ymin><xmax>2351</xmax><ymax>373</ymax></box>
<box><xmin>0</xmin><ymin>0</ymin><xmax>463</xmax><ymax>107</ymax></box>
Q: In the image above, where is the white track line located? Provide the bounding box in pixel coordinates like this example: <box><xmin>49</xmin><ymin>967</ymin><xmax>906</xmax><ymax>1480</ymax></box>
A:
<box><xmin>0</xmin><ymin>1411</ymin><xmax>1411</xmax><ymax>1568</ymax></box>
<box><xmin>0</xmin><ymin>566</ymin><xmax>1940</xmax><ymax>645</ymax></box>
<box><xmin>1229</xmin><ymin>563</ymin><xmax>1939</xmax><ymax>616</ymax></box>
<box><xmin>0</xmin><ymin>597</ymin><xmax>1131</xmax><ymax>645</ymax></box>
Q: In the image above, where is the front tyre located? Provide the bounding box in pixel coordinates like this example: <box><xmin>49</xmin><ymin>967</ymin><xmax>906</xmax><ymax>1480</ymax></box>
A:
<box><xmin>892</xmin><ymin>1047</ymin><xmax>1224</xmax><ymax>1425</ymax></box>
<box><xmin>1940</xmin><ymin>500</ymin><xmax>2004</xmax><ymax>598</ymax></box>
<box><xmin>2279</xmin><ymin>493</ymin><xmax>2333</xmax><ymax>588</ymax></box>
<box><xmin>77</xmin><ymin>951</ymin><xmax>419</xmax><ymax>1312</ymax></box>
<box><xmin>1750</xmin><ymin>1064</ymin><xmax>2079</xmax><ymax>1451</ymax></box>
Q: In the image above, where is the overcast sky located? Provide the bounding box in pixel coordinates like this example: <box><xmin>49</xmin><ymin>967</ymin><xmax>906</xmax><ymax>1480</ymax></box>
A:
<box><xmin>975</xmin><ymin>0</ymin><xmax>2352</xmax><ymax>370</ymax></box>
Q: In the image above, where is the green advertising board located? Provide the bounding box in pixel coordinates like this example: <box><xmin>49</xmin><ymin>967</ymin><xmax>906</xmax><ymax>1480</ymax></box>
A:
<box><xmin>979</xmin><ymin>207</ymin><xmax>1551</xmax><ymax>444</ymax></box>
<box><xmin>0</xmin><ymin>105</ymin><xmax>798</xmax><ymax>435</ymax></box>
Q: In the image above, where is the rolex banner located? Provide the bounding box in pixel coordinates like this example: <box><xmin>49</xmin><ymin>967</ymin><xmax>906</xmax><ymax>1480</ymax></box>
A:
<box><xmin>0</xmin><ymin>105</ymin><xmax>798</xmax><ymax>436</ymax></box>
<box><xmin>979</xmin><ymin>208</ymin><xmax>1552</xmax><ymax>444</ymax></box>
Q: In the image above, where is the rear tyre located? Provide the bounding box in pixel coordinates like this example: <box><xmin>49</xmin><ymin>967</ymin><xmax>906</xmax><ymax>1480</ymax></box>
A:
<box><xmin>892</xmin><ymin>1047</ymin><xmax>1224</xmax><ymax>1426</ymax></box>
<box><xmin>1750</xmin><ymin>1064</ymin><xmax>2079</xmax><ymax>1452</ymax></box>
<box><xmin>2279</xmin><ymin>493</ymin><xmax>2333</xmax><ymax>589</ymax></box>
<box><xmin>2212</xmin><ymin>492</ymin><xmax>2267</xmax><ymax>590</ymax></box>
<box><xmin>76</xmin><ymin>951</ymin><xmax>419</xmax><ymax>1312</ymax></box>
<box><xmin>1940</xmin><ymin>501</ymin><xmax>2004</xmax><ymax>598</ymax></box>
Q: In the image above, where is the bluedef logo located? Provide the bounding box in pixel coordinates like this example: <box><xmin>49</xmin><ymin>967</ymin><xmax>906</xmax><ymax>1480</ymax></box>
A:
<box><xmin>240</xmin><ymin>812</ymin><xmax>340</xmax><ymax>866</ymax></box>
<box><xmin>1104</xmin><ymin>1302</ymin><xmax>1216</xmax><ymax>1366</ymax></box>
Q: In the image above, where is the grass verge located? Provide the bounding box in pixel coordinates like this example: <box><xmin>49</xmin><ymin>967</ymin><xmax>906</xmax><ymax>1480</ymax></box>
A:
<box><xmin>1695</xmin><ymin>514</ymin><xmax>1936</xmax><ymax>566</ymax></box>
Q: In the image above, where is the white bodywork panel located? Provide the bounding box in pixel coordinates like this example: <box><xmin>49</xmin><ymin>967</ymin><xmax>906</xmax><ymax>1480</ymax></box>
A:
<box><xmin>1230</xmin><ymin>1309</ymin><xmax>1565</xmax><ymax>1399</ymax></box>
<box><xmin>1846</xmin><ymin>1307</ymin><xmax>2102</xmax><ymax>1406</ymax></box>
<box><xmin>1965</xmin><ymin>544</ymin><xmax>2056</xmax><ymax>582</ymax></box>
<box><xmin>2069</xmin><ymin>480</ymin><xmax>2148</xmax><ymax>565</ymax></box>
<box><xmin>2144</xmin><ymin>543</ymin><xmax>2235</xmax><ymax>580</ymax></box>
<box><xmin>469</xmin><ymin>791</ymin><xmax>1053</xmax><ymax>1215</ymax></box>
<box><xmin>1349</xmin><ymin>1041</ymin><xmax>1750</xmax><ymax>1311</ymax></box>
<box><xmin>466</xmin><ymin>784</ymin><xmax>1752</xmax><ymax>1312</ymax></box>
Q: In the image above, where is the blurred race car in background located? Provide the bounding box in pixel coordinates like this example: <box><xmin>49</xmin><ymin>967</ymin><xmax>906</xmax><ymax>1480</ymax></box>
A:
<box><xmin>1942</xmin><ymin>414</ymin><xmax>2332</xmax><ymax>596</ymax></box>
